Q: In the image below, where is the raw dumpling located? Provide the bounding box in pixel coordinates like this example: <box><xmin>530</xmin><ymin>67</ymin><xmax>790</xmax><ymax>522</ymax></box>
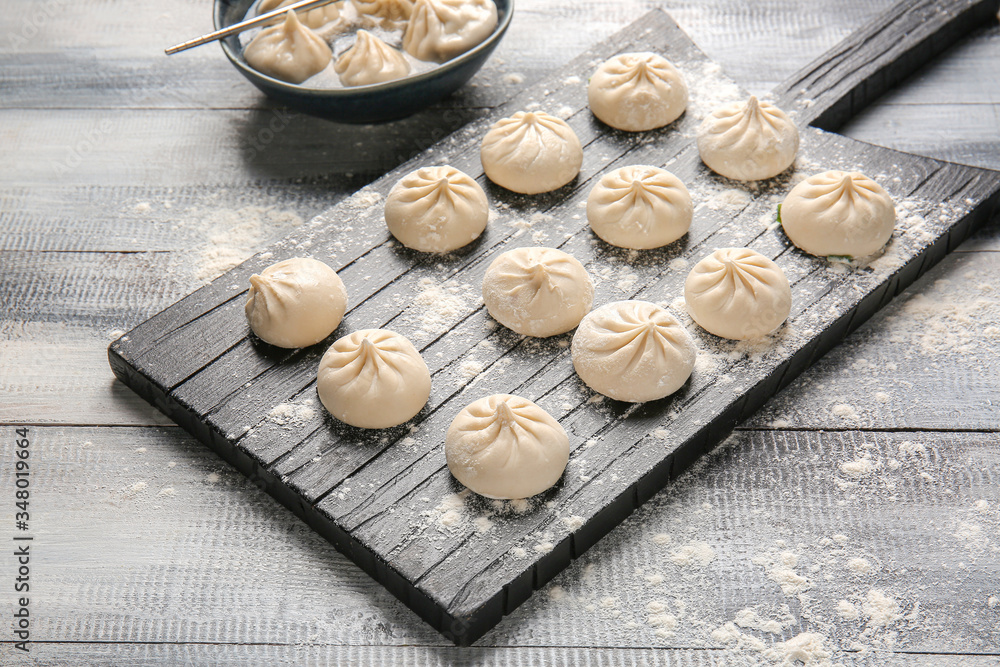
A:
<box><xmin>258</xmin><ymin>0</ymin><xmax>342</xmax><ymax>29</ymax></box>
<box><xmin>684</xmin><ymin>248</ymin><xmax>791</xmax><ymax>340</ymax></box>
<box><xmin>482</xmin><ymin>247</ymin><xmax>594</xmax><ymax>338</ymax></box>
<box><xmin>572</xmin><ymin>300</ymin><xmax>696</xmax><ymax>402</ymax></box>
<box><xmin>352</xmin><ymin>0</ymin><xmax>414</xmax><ymax>23</ymax></box>
<box><xmin>480</xmin><ymin>111</ymin><xmax>583</xmax><ymax>194</ymax></box>
<box><xmin>403</xmin><ymin>0</ymin><xmax>498</xmax><ymax>63</ymax></box>
<box><xmin>586</xmin><ymin>165</ymin><xmax>692</xmax><ymax>249</ymax></box>
<box><xmin>384</xmin><ymin>165</ymin><xmax>489</xmax><ymax>252</ymax></box>
<box><xmin>697</xmin><ymin>96</ymin><xmax>799</xmax><ymax>181</ymax></box>
<box><xmin>446</xmin><ymin>394</ymin><xmax>569</xmax><ymax>499</ymax></box>
<box><xmin>243</xmin><ymin>10</ymin><xmax>333</xmax><ymax>84</ymax></box>
<box><xmin>781</xmin><ymin>170</ymin><xmax>896</xmax><ymax>259</ymax></box>
<box><xmin>317</xmin><ymin>329</ymin><xmax>431</xmax><ymax>429</ymax></box>
<box><xmin>588</xmin><ymin>52</ymin><xmax>688</xmax><ymax>132</ymax></box>
<box><xmin>334</xmin><ymin>30</ymin><xmax>410</xmax><ymax>86</ymax></box>
<box><xmin>245</xmin><ymin>257</ymin><xmax>348</xmax><ymax>348</ymax></box>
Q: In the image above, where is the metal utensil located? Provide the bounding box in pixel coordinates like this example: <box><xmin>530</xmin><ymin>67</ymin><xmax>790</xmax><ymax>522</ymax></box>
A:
<box><xmin>165</xmin><ymin>0</ymin><xmax>340</xmax><ymax>55</ymax></box>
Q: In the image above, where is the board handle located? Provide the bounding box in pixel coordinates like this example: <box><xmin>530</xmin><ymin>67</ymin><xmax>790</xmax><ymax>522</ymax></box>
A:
<box><xmin>774</xmin><ymin>0</ymin><xmax>1000</xmax><ymax>130</ymax></box>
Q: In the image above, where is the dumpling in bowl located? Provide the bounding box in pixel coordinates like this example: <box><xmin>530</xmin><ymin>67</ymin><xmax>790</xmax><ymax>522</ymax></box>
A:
<box><xmin>243</xmin><ymin>10</ymin><xmax>332</xmax><ymax>84</ymax></box>
<box><xmin>352</xmin><ymin>0</ymin><xmax>414</xmax><ymax>24</ymax></box>
<box><xmin>258</xmin><ymin>0</ymin><xmax>343</xmax><ymax>29</ymax></box>
<box><xmin>403</xmin><ymin>0</ymin><xmax>498</xmax><ymax>63</ymax></box>
<box><xmin>334</xmin><ymin>30</ymin><xmax>410</xmax><ymax>86</ymax></box>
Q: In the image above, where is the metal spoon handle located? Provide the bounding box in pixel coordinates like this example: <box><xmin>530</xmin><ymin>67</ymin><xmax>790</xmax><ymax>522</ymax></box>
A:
<box><xmin>165</xmin><ymin>0</ymin><xmax>339</xmax><ymax>55</ymax></box>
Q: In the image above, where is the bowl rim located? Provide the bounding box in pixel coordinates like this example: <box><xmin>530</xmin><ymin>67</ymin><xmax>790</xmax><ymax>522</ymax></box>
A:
<box><xmin>214</xmin><ymin>0</ymin><xmax>514</xmax><ymax>98</ymax></box>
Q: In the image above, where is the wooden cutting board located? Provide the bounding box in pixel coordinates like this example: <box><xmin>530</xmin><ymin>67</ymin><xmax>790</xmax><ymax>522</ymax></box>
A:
<box><xmin>109</xmin><ymin>0</ymin><xmax>1000</xmax><ymax>645</ymax></box>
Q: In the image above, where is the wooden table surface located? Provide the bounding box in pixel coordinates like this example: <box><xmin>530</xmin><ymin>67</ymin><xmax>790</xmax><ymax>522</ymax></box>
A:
<box><xmin>2</xmin><ymin>1</ymin><xmax>999</xmax><ymax>664</ymax></box>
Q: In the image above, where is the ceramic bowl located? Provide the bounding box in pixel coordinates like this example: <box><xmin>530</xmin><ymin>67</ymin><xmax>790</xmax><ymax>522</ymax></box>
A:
<box><xmin>214</xmin><ymin>0</ymin><xmax>513</xmax><ymax>123</ymax></box>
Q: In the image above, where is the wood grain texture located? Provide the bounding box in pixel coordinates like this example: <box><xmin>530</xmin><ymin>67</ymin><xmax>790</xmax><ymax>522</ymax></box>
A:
<box><xmin>1</xmin><ymin>426</ymin><xmax>996</xmax><ymax>661</ymax></box>
<box><xmin>106</xmin><ymin>1</ymin><xmax>1000</xmax><ymax>645</ymax></box>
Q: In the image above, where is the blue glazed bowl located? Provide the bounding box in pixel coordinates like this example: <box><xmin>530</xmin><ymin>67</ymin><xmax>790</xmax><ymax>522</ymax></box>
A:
<box><xmin>214</xmin><ymin>0</ymin><xmax>513</xmax><ymax>123</ymax></box>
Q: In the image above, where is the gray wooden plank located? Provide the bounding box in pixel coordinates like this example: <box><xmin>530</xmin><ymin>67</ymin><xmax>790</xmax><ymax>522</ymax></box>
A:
<box><xmin>4</xmin><ymin>644</ymin><xmax>999</xmax><ymax>667</ymax></box>
<box><xmin>1</xmin><ymin>426</ymin><xmax>996</xmax><ymax>658</ymax></box>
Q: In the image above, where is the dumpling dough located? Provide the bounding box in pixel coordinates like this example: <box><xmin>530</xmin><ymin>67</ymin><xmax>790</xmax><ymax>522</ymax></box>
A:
<box><xmin>480</xmin><ymin>111</ymin><xmax>584</xmax><ymax>194</ymax></box>
<box><xmin>781</xmin><ymin>170</ymin><xmax>896</xmax><ymax>258</ymax></box>
<box><xmin>684</xmin><ymin>248</ymin><xmax>791</xmax><ymax>340</ymax></box>
<box><xmin>482</xmin><ymin>247</ymin><xmax>594</xmax><ymax>337</ymax></box>
<box><xmin>697</xmin><ymin>96</ymin><xmax>799</xmax><ymax>181</ymax></box>
<box><xmin>245</xmin><ymin>257</ymin><xmax>348</xmax><ymax>348</ymax></box>
<box><xmin>243</xmin><ymin>10</ymin><xmax>332</xmax><ymax>84</ymax></box>
<box><xmin>446</xmin><ymin>394</ymin><xmax>569</xmax><ymax>499</ymax></box>
<box><xmin>334</xmin><ymin>30</ymin><xmax>410</xmax><ymax>87</ymax></box>
<box><xmin>588</xmin><ymin>52</ymin><xmax>688</xmax><ymax>132</ymax></box>
<box><xmin>572</xmin><ymin>300</ymin><xmax>696</xmax><ymax>402</ymax></box>
<box><xmin>317</xmin><ymin>329</ymin><xmax>431</xmax><ymax>429</ymax></box>
<box><xmin>586</xmin><ymin>165</ymin><xmax>692</xmax><ymax>249</ymax></box>
<box><xmin>404</xmin><ymin>0</ymin><xmax>498</xmax><ymax>63</ymax></box>
<box><xmin>384</xmin><ymin>165</ymin><xmax>488</xmax><ymax>252</ymax></box>
<box><xmin>352</xmin><ymin>0</ymin><xmax>413</xmax><ymax>23</ymax></box>
<box><xmin>258</xmin><ymin>0</ymin><xmax>342</xmax><ymax>29</ymax></box>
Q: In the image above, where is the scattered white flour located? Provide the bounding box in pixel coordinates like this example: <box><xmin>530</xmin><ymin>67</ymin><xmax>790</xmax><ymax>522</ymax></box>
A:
<box><xmin>861</xmin><ymin>589</ymin><xmax>901</xmax><ymax>628</ymax></box>
<box><xmin>182</xmin><ymin>205</ymin><xmax>304</xmax><ymax>282</ymax></box>
<box><xmin>754</xmin><ymin>551</ymin><xmax>811</xmax><ymax>596</ymax></box>
<box><xmin>706</xmin><ymin>188</ymin><xmax>752</xmax><ymax>212</ymax></box>
<box><xmin>205</xmin><ymin>473</ymin><xmax>220</xmax><ymax>484</ymax></box>
<box><xmin>733</xmin><ymin>606</ymin><xmax>795</xmax><ymax>634</ymax></box>
<box><xmin>836</xmin><ymin>600</ymin><xmax>860</xmax><ymax>620</ymax></box>
<box><xmin>535</xmin><ymin>541</ymin><xmax>555</xmax><ymax>554</ymax></box>
<box><xmin>555</xmin><ymin>105</ymin><xmax>575</xmax><ymax>119</ymax></box>
<box><xmin>413</xmin><ymin>278</ymin><xmax>469</xmax><ymax>337</ymax></box>
<box><xmin>669</xmin><ymin>541</ymin><xmax>716</xmax><ymax>567</ymax></box>
<box><xmin>846</xmin><ymin>558</ymin><xmax>873</xmax><ymax>575</ymax></box>
<box><xmin>831</xmin><ymin>403</ymin><xmax>859</xmax><ymax>421</ymax></box>
<box><xmin>267</xmin><ymin>402</ymin><xmax>316</xmax><ymax>427</ymax></box>
<box><xmin>426</xmin><ymin>491</ymin><xmax>470</xmax><ymax>531</ymax></box>
<box><xmin>502</xmin><ymin>72</ymin><xmax>525</xmax><ymax>85</ymax></box>
<box><xmin>157</xmin><ymin>487</ymin><xmax>176</xmax><ymax>497</ymax></box>
<box><xmin>651</xmin><ymin>533</ymin><xmax>672</xmax><ymax>545</ymax></box>
<box><xmin>765</xmin><ymin>632</ymin><xmax>833</xmax><ymax>666</ymax></box>
<box><xmin>840</xmin><ymin>456</ymin><xmax>875</xmax><ymax>477</ymax></box>
<box><xmin>562</xmin><ymin>515</ymin><xmax>585</xmax><ymax>530</ymax></box>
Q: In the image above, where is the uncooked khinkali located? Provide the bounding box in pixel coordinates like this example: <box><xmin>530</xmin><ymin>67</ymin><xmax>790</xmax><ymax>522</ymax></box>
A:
<box><xmin>258</xmin><ymin>0</ymin><xmax>343</xmax><ymax>29</ymax></box>
<box><xmin>317</xmin><ymin>329</ymin><xmax>431</xmax><ymax>429</ymax></box>
<box><xmin>403</xmin><ymin>0</ymin><xmax>498</xmax><ymax>63</ymax></box>
<box><xmin>697</xmin><ymin>96</ymin><xmax>799</xmax><ymax>181</ymax></box>
<box><xmin>586</xmin><ymin>165</ymin><xmax>692</xmax><ymax>249</ymax></box>
<box><xmin>245</xmin><ymin>257</ymin><xmax>348</xmax><ymax>348</ymax></box>
<box><xmin>445</xmin><ymin>394</ymin><xmax>569</xmax><ymax>499</ymax></box>
<box><xmin>334</xmin><ymin>30</ymin><xmax>410</xmax><ymax>86</ymax></box>
<box><xmin>482</xmin><ymin>247</ymin><xmax>594</xmax><ymax>338</ymax></box>
<box><xmin>243</xmin><ymin>10</ymin><xmax>333</xmax><ymax>84</ymax></box>
<box><xmin>352</xmin><ymin>0</ymin><xmax>413</xmax><ymax>23</ymax></box>
<box><xmin>684</xmin><ymin>248</ymin><xmax>791</xmax><ymax>340</ymax></box>
<box><xmin>384</xmin><ymin>165</ymin><xmax>489</xmax><ymax>252</ymax></box>
<box><xmin>588</xmin><ymin>52</ymin><xmax>688</xmax><ymax>132</ymax></box>
<box><xmin>781</xmin><ymin>170</ymin><xmax>896</xmax><ymax>258</ymax></box>
<box><xmin>480</xmin><ymin>111</ymin><xmax>584</xmax><ymax>194</ymax></box>
<box><xmin>572</xmin><ymin>300</ymin><xmax>696</xmax><ymax>402</ymax></box>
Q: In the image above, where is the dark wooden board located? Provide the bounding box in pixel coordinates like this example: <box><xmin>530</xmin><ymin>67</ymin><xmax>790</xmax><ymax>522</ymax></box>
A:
<box><xmin>108</xmin><ymin>0</ymin><xmax>1000</xmax><ymax>645</ymax></box>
